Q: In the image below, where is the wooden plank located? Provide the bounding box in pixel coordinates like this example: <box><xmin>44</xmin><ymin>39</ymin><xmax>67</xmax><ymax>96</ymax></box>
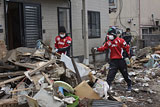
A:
<box><xmin>0</xmin><ymin>75</ymin><xmax>25</xmax><ymax>87</ymax></box>
<box><xmin>7</xmin><ymin>50</ymin><xmax>17</xmax><ymax>63</ymax></box>
<box><xmin>26</xmin><ymin>95</ymin><xmax>39</xmax><ymax>107</ymax></box>
<box><xmin>71</xmin><ymin>58</ymin><xmax>82</xmax><ymax>84</ymax></box>
<box><xmin>0</xmin><ymin>98</ymin><xmax>18</xmax><ymax>106</ymax></box>
<box><xmin>0</xmin><ymin>40</ymin><xmax>7</xmax><ymax>60</ymax></box>
<box><xmin>0</xmin><ymin>71</ymin><xmax>25</xmax><ymax>78</ymax></box>
<box><xmin>13</xmin><ymin>62</ymin><xmax>37</xmax><ymax>69</ymax></box>
<box><xmin>42</xmin><ymin>72</ymin><xmax>53</xmax><ymax>85</ymax></box>
<box><xmin>0</xmin><ymin>65</ymin><xmax>15</xmax><ymax>70</ymax></box>
<box><xmin>28</xmin><ymin>59</ymin><xmax>56</xmax><ymax>76</ymax></box>
<box><xmin>31</xmin><ymin>74</ymin><xmax>43</xmax><ymax>90</ymax></box>
<box><xmin>40</xmin><ymin>41</ymin><xmax>61</xmax><ymax>57</ymax></box>
<box><xmin>10</xmin><ymin>88</ymin><xmax>33</xmax><ymax>93</ymax></box>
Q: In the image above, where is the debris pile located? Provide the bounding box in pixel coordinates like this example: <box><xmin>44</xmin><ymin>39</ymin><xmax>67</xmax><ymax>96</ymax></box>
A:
<box><xmin>131</xmin><ymin>45</ymin><xmax>160</xmax><ymax>69</ymax></box>
<box><xmin>0</xmin><ymin>41</ymin><xmax>123</xmax><ymax>107</ymax></box>
<box><xmin>92</xmin><ymin>45</ymin><xmax>160</xmax><ymax>107</ymax></box>
<box><xmin>0</xmin><ymin>40</ymin><xmax>159</xmax><ymax>107</ymax></box>
<box><xmin>0</xmin><ymin>40</ymin><xmax>7</xmax><ymax>60</ymax></box>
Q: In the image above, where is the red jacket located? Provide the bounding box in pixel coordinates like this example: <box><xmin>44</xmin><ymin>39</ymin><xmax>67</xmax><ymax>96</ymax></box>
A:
<box><xmin>97</xmin><ymin>37</ymin><xmax>130</xmax><ymax>59</ymax></box>
<box><xmin>55</xmin><ymin>35</ymin><xmax>72</xmax><ymax>55</ymax></box>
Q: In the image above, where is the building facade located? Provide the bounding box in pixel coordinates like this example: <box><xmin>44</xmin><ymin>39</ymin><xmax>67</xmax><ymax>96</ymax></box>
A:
<box><xmin>0</xmin><ymin>0</ymin><xmax>109</xmax><ymax>62</ymax></box>
<box><xmin>109</xmin><ymin>0</ymin><xmax>160</xmax><ymax>47</ymax></box>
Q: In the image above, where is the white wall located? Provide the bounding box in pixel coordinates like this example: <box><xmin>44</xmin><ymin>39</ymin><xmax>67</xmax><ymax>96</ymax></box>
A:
<box><xmin>71</xmin><ymin>0</ymin><xmax>109</xmax><ymax>57</ymax></box>
<box><xmin>140</xmin><ymin>0</ymin><xmax>160</xmax><ymax>26</ymax></box>
<box><xmin>27</xmin><ymin>0</ymin><xmax>70</xmax><ymax>48</ymax></box>
<box><xmin>109</xmin><ymin>0</ymin><xmax>160</xmax><ymax>36</ymax></box>
<box><xmin>0</xmin><ymin>0</ymin><xmax>109</xmax><ymax>61</ymax></box>
<box><xmin>109</xmin><ymin>0</ymin><xmax>139</xmax><ymax>36</ymax></box>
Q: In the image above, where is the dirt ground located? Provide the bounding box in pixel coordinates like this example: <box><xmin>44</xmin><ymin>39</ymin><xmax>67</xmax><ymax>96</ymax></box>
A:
<box><xmin>95</xmin><ymin>61</ymin><xmax>160</xmax><ymax>107</ymax></box>
<box><xmin>113</xmin><ymin>81</ymin><xmax>160</xmax><ymax>107</ymax></box>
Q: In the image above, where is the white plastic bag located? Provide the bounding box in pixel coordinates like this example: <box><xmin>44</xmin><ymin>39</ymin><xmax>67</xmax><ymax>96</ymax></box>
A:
<box><xmin>93</xmin><ymin>79</ymin><xmax>109</xmax><ymax>99</ymax></box>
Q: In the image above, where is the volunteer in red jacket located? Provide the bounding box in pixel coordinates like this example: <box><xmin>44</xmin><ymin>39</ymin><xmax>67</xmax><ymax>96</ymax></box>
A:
<box><xmin>54</xmin><ymin>26</ymin><xmax>72</xmax><ymax>56</ymax></box>
<box><xmin>94</xmin><ymin>28</ymin><xmax>132</xmax><ymax>91</ymax></box>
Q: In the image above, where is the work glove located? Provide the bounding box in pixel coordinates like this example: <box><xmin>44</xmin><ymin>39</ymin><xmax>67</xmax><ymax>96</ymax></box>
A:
<box><xmin>94</xmin><ymin>47</ymin><xmax>98</xmax><ymax>51</ymax></box>
<box><xmin>91</xmin><ymin>47</ymin><xmax>98</xmax><ymax>53</ymax></box>
<box><xmin>52</xmin><ymin>48</ymin><xmax>58</xmax><ymax>53</ymax></box>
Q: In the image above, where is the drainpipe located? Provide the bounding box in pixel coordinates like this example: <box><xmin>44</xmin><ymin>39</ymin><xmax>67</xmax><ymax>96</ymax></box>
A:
<box><xmin>138</xmin><ymin>0</ymin><xmax>141</xmax><ymax>39</ymax></box>
<box><xmin>3</xmin><ymin>0</ymin><xmax>8</xmax><ymax>47</ymax></box>
<box><xmin>82</xmin><ymin>0</ymin><xmax>89</xmax><ymax>65</ymax></box>
<box><xmin>68</xmin><ymin>0</ymin><xmax>73</xmax><ymax>57</ymax></box>
<box><xmin>138</xmin><ymin>0</ymin><xmax>142</xmax><ymax>49</ymax></box>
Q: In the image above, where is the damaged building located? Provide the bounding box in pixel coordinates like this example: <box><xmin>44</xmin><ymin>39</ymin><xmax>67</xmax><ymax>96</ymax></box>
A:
<box><xmin>109</xmin><ymin>0</ymin><xmax>160</xmax><ymax>48</ymax></box>
<box><xmin>0</xmin><ymin>0</ymin><xmax>109</xmax><ymax>62</ymax></box>
<box><xmin>0</xmin><ymin>0</ymin><xmax>159</xmax><ymax>107</ymax></box>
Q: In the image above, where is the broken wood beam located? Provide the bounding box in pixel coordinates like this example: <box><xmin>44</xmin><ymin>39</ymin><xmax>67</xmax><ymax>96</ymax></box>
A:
<box><xmin>0</xmin><ymin>75</ymin><xmax>25</xmax><ymax>87</ymax></box>
<box><xmin>0</xmin><ymin>65</ymin><xmax>15</xmax><ymax>70</ymax></box>
<box><xmin>10</xmin><ymin>88</ymin><xmax>33</xmax><ymax>93</ymax></box>
<box><xmin>14</xmin><ymin>62</ymin><xmax>37</xmax><ymax>69</ymax></box>
<box><xmin>0</xmin><ymin>97</ymin><xmax>18</xmax><ymax>106</ymax></box>
<box><xmin>71</xmin><ymin>58</ymin><xmax>82</xmax><ymax>84</ymax></box>
<box><xmin>28</xmin><ymin>59</ymin><xmax>56</xmax><ymax>76</ymax></box>
<box><xmin>0</xmin><ymin>71</ymin><xmax>25</xmax><ymax>78</ymax></box>
<box><xmin>26</xmin><ymin>95</ymin><xmax>39</xmax><ymax>107</ymax></box>
<box><xmin>42</xmin><ymin>72</ymin><xmax>53</xmax><ymax>85</ymax></box>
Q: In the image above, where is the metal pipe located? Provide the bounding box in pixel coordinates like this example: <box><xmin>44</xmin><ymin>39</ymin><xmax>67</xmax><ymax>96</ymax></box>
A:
<box><xmin>3</xmin><ymin>0</ymin><xmax>8</xmax><ymax>48</ymax></box>
<box><xmin>82</xmin><ymin>0</ymin><xmax>89</xmax><ymax>65</ymax></box>
<box><xmin>68</xmin><ymin>0</ymin><xmax>73</xmax><ymax>57</ymax></box>
<box><xmin>139</xmin><ymin>0</ymin><xmax>141</xmax><ymax>39</ymax></box>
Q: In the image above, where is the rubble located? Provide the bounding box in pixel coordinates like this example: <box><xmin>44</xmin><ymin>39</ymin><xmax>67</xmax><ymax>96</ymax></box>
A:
<box><xmin>0</xmin><ymin>44</ymin><xmax>159</xmax><ymax>107</ymax></box>
<box><xmin>74</xmin><ymin>81</ymin><xmax>101</xmax><ymax>99</ymax></box>
<box><xmin>0</xmin><ymin>40</ymin><xmax>7</xmax><ymax>60</ymax></box>
<box><xmin>89</xmin><ymin>45</ymin><xmax>160</xmax><ymax>107</ymax></box>
<box><xmin>131</xmin><ymin>45</ymin><xmax>160</xmax><ymax>69</ymax></box>
<box><xmin>0</xmin><ymin>44</ymin><xmax>114</xmax><ymax>107</ymax></box>
<box><xmin>146</xmin><ymin>99</ymin><xmax>153</xmax><ymax>104</ymax></box>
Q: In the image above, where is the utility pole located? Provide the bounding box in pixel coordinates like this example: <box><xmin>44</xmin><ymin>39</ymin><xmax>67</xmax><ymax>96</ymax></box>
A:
<box><xmin>82</xmin><ymin>0</ymin><xmax>89</xmax><ymax>65</ymax></box>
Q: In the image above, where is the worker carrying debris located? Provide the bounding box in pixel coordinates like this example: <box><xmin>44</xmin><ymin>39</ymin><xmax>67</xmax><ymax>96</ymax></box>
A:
<box><xmin>54</xmin><ymin>26</ymin><xmax>72</xmax><ymax>56</ymax></box>
<box><xmin>93</xmin><ymin>28</ymin><xmax>132</xmax><ymax>91</ymax></box>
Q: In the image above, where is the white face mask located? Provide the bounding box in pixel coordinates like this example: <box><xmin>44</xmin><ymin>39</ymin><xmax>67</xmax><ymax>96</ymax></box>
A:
<box><xmin>108</xmin><ymin>35</ymin><xmax>114</xmax><ymax>40</ymax></box>
<box><xmin>60</xmin><ymin>34</ymin><xmax>65</xmax><ymax>38</ymax></box>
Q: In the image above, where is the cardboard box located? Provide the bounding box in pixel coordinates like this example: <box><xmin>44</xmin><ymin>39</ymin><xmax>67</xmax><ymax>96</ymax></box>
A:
<box><xmin>74</xmin><ymin>81</ymin><xmax>101</xmax><ymax>99</ymax></box>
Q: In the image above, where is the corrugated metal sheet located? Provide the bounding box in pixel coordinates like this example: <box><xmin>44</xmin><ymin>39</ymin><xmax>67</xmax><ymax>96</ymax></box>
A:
<box><xmin>91</xmin><ymin>100</ymin><xmax>123</xmax><ymax>107</ymax></box>
<box><xmin>23</xmin><ymin>4</ymin><xmax>42</xmax><ymax>48</ymax></box>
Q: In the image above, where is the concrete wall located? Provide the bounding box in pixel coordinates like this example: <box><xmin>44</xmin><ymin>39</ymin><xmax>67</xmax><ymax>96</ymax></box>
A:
<box><xmin>140</xmin><ymin>0</ymin><xmax>160</xmax><ymax>26</ymax></box>
<box><xmin>109</xmin><ymin>0</ymin><xmax>160</xmax><ymax>36</ymax></box>
<box><xmin>71</xmin><ymin>0</ymin><xmax>109</xmax><ymax>58</ymax></box>
<box><xmin>0</xmin><ymin>0</ymin><xmax>5</xmax><ymax>40</ymax></box>
<box><xmin>109</xmin><ymin>0</ymin><xmax>139</xmax><ymax>36</ymax></box>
